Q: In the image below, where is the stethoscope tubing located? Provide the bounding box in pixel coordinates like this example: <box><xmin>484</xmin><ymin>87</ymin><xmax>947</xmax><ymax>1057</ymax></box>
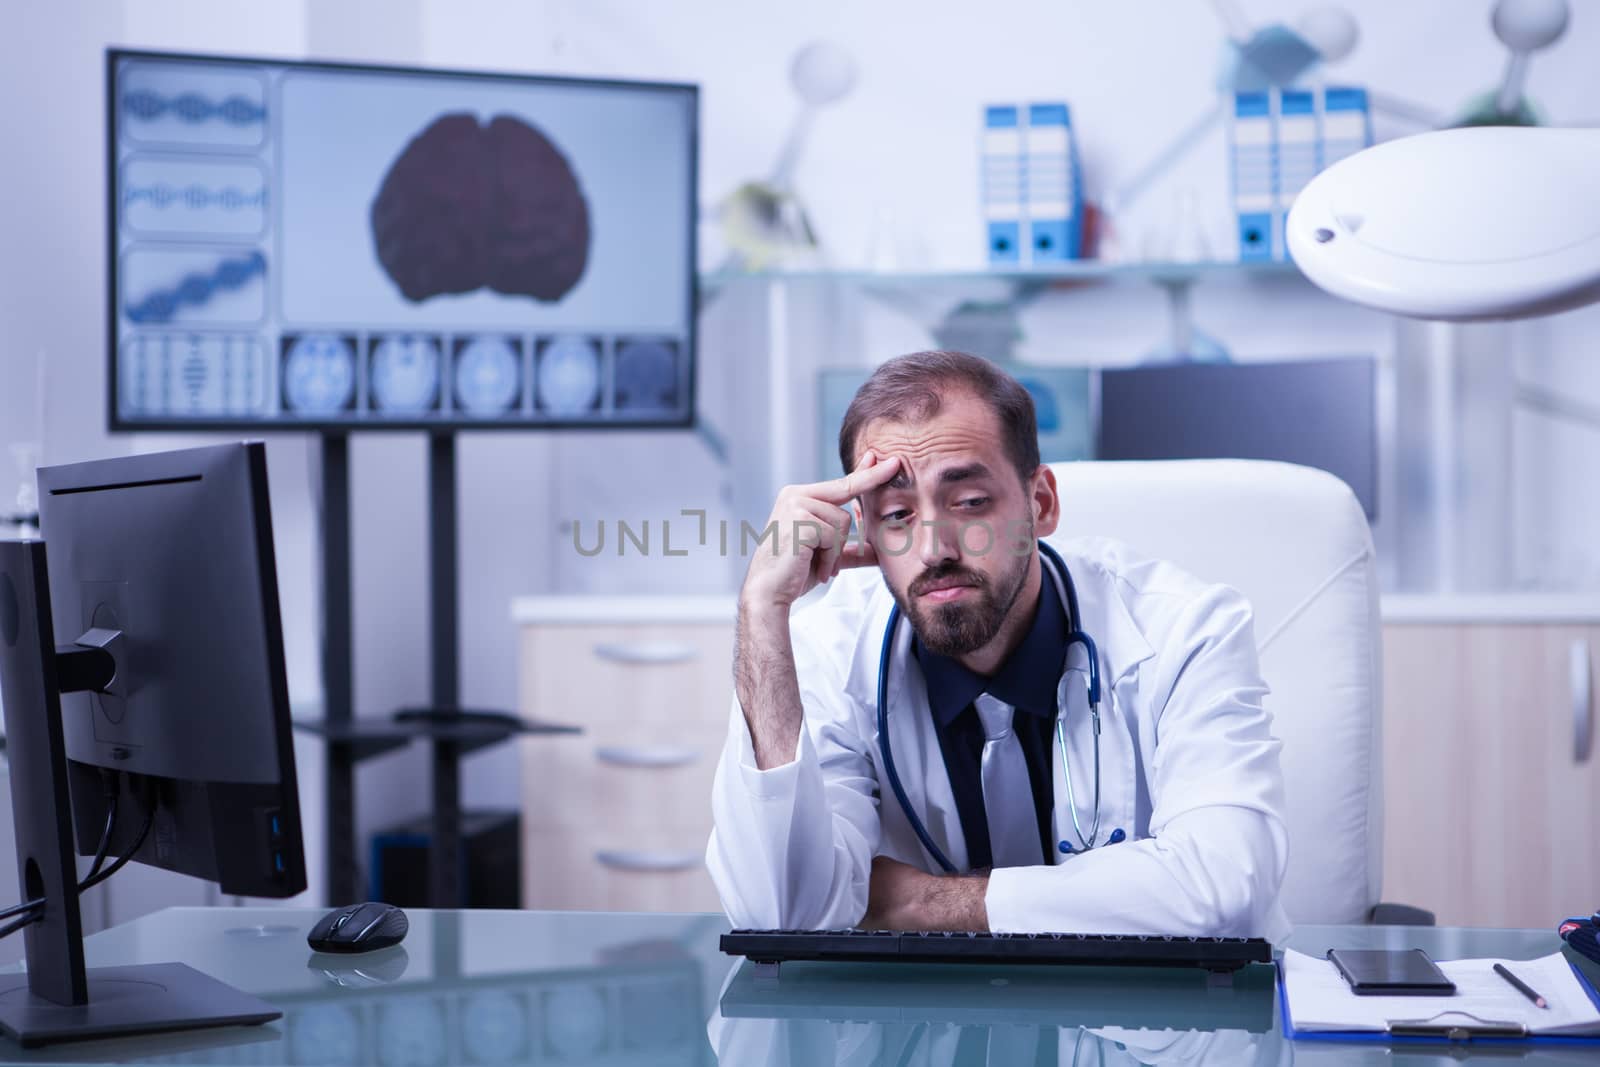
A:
<box><xmin>877</xmin><ymin>541</ymin><xmax>1114</xmax><ymax>874</ymax></box>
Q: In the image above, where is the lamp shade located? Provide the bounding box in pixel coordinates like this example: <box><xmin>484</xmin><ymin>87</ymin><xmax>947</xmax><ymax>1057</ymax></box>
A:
<box><xmin>1287</xmin><ymin>126</ymin><xmax>1600</xmax><ymax>320</ymax></box>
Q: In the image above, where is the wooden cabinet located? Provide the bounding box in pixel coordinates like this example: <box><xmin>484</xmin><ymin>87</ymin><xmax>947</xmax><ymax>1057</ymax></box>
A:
<box><xmin>1381</xmin><ymin>620</ymin><xmax>1598</xmax><ymax>927</ymax></box>
<box><xmin>515</xmin><ymin>600</ymin><xmax>734</xmax><ymax>912</ymax></box>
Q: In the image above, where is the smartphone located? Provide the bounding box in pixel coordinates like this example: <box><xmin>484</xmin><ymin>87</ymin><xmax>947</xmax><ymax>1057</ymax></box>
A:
<box><xmin>1326</xmin><ymin>948</ymin><xmax>1456</xmax><ymax>996</ymax></box>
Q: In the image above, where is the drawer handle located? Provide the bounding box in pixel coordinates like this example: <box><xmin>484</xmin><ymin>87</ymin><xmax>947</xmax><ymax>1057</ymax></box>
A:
<box><xmin>596</xmin><ymin>745</ymin><xmax>700</xmax><ymax>769</ymax></box>
<box><xmin>1573</xmin><ymin>638</ymin><xmax>1593</xmax><ymax>765</ymax></box>
<box><xmin>592</xmin><ymin>641</ymin><xmax>698</xmax><ymax>665</ymax></box>
<box><xmin>595</xmin><ymin>850</ymin><xmax>703</xmax><ymax>873</ymax></box>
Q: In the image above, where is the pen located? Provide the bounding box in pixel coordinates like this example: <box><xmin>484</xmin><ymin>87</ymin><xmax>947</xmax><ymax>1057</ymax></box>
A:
<box><xmin>1493</xmin><ymin>963</ymin><xmax>1549</xmax><ymax>1009</ymax></box>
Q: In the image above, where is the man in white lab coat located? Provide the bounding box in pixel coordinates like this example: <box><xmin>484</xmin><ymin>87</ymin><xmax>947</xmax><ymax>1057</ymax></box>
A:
<box><xmin>707</xmin><ymin>350</ymin><xmax>1289</xmax><ymax>939</ymax></box>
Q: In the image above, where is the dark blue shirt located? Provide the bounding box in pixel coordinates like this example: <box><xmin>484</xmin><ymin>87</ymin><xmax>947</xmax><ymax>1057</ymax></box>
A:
<box><xmin>911</xmin><ymin>574</ymin><xmax>1065</xmax><ymax>870</ymax></box>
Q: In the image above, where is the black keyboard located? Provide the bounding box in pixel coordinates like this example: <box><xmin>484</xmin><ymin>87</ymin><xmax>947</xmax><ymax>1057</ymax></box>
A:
<box><xmin>721</xmin><ymin>929</ymin><xmax>1271</xmax><ymax>972</ymax></box>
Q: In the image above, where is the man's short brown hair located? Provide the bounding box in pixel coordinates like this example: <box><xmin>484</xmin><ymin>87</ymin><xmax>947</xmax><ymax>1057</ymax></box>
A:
<box><xmin>837</xmin><ymin>350</ymin><xmax>1041</xmax><ymax>483</ymax></box>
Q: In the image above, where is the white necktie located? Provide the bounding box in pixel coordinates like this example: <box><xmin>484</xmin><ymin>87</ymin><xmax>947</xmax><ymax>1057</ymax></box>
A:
<box><xmin>974</xmin><ymin>693</ymin><xmax>1042</xmax><ymax>869</ymax></box>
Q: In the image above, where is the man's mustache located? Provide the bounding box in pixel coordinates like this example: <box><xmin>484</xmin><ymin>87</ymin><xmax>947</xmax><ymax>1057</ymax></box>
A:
<box><xmin>910</xmin><ymin>565</ymin><xmax>988</xmax><ymax>597</ymax></box>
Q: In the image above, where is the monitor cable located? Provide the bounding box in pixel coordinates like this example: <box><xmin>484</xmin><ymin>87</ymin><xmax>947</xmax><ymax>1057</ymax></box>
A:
<box><xmin>0</xmin><ymin>773</ymin><xmax>155</xmax><ymax>939</ymax></box>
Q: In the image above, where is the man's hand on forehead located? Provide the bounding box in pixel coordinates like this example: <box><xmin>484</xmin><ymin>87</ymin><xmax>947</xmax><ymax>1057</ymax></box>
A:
<box><xmin>737</xmin><ymin>451</ymin><xmax>903</xmax><ymax>617</ymax></box>
<box><xmin>813</xmin><ymin>449</ymin><xmax>902</xmax><ymax>505</ymax></box>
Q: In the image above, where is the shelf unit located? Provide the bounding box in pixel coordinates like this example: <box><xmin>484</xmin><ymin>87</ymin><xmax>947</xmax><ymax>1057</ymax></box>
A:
<box><xmin>693</xmin><ymin>259</ymin><xmax>1318</xmax><ymax>539</ymax></box>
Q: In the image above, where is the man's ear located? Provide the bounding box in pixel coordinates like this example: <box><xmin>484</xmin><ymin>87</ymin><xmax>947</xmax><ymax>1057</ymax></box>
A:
<box><xmin>1031</xmin><ymin>465</ymin><xmax>1061</xmax><ymax>538</ymax></box>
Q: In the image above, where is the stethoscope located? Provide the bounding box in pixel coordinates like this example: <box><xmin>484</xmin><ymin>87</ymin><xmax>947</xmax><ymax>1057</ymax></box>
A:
<box><xmin>876</xmin><ymin>540</ymin><xmax>1126</xmax><ymax>874</ymax></box>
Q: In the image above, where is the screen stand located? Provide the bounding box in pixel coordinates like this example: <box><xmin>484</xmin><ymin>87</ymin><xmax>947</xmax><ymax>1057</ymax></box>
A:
<box><xmin>0</xmin><ymin>540</ymin><xmax>282</xmax><ymax>1048</ymax></box>
<box><xmin>315</xmin><ymin>431</ymin><xmax>498</xmax><ymax>908</ymax></box>
<box><xmin>318</xmin><ymin>433</ymin><xmax>359</xmax><ymax>905</ymax></box>
<box><xmin>425</xmin><ymin>431</ymin><xmax>463</xmax><ymax>908</ymax></box>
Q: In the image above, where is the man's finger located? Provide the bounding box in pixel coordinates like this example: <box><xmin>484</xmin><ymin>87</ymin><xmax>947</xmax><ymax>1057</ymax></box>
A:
<box><xmin>806</xmin><ymin>452</ymin><xmax>901</xmax><ymax>505</ymax></box>
<box><xmin>836</xmin><ymin>540</ymin><xmax>879</xmax><ymax>570</ymax></box>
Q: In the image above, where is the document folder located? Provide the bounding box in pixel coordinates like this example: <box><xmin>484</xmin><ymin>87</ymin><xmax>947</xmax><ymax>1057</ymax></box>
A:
<box><xmin>1280</xmin><ymin>948</ymin><xmax>1600</xmax><ymax>1046</ymax></box>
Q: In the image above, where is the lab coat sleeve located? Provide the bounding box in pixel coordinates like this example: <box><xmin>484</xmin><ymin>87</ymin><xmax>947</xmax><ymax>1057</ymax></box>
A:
<box><xmin>985</xmin><ymin>583</ymin><xmax>1290</xmax><ymax>938</ymax></box>
<box><xmin>705</xmin><ymin>631</ymin><xmax>881</xmax><ymax>930</ymax></box>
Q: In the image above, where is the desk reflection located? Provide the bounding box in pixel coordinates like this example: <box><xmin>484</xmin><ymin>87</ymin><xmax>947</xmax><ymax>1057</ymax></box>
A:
<box><xmin>2</xmin><ymin>911</ymin><xmax>717</xmax><ymax>1065</ymax></box>
<box><xmin>708</xmin><ymin>957</ymin><xmax>1286</xmax><ymax>1067</ymax></box>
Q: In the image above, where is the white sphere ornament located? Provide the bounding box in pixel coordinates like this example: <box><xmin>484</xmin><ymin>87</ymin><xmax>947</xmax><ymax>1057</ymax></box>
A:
<box><xmin>1492</xmin><ymin>0</ymin><xmax>1569</xmax><ymax>51</ymax></box>
<box><xmin>791</xmin><ymin>41</ymin><xmax>858</xmax><ymax>106</ymax></box>
<box><xmin>1295</xmin><ymin>7</ymin><xmax>1360</xmax><ymax>62</ymax></box>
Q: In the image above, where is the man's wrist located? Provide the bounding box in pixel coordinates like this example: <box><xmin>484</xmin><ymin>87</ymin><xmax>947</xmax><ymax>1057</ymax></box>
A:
<box><xmin>921</xmin><ymin>872</ymin><xmax>990</xmax><ymax>931</ymax></box>
<box><xmin>737</xmin><ymin>591</ymin><xmax>791</xmax><ymax>629</ymax></box>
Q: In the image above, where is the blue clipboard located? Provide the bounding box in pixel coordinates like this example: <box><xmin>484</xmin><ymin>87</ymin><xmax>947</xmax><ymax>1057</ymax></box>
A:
<box><xmin>1277</xmin><ymin>948</ymin><xmax>1600</xmax><ymax>1047</ymax></box>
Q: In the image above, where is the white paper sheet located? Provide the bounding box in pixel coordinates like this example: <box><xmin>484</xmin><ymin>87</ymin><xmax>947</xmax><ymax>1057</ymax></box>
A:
<box><xmin>1282</xmin><ymin>950</ymin><xmax>1600</xmax><ymax>1036</ymax></box>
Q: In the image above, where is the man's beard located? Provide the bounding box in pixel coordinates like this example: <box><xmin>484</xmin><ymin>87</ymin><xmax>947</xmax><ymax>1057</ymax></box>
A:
<box><xmin>894</xmin><ymin>541</ymin><xmax>1033</xmax><ymax>658</ymax></box>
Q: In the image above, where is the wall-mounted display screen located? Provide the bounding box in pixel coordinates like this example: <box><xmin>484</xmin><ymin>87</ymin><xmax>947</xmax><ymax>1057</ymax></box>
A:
<box><xmin>108</xmin><ymin>49</ymin><xmax>697</xmax><ymax>430</ymax></box>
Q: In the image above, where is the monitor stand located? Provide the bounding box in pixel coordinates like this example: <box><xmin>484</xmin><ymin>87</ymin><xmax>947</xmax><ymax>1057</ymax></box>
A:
<box><xmin>0</xmin><ymin>540</ymin><xmax>282</xmax><ymax>1048</ymax></box>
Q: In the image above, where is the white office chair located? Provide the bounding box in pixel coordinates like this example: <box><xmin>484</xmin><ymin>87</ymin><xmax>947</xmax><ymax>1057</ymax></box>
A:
<box><xmin>1049</xmin><ymin>459</ymin><xmax>1423</xmax><ymax>926</ymax></box>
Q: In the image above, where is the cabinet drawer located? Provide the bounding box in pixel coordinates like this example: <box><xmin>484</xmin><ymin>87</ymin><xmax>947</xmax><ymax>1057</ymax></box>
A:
<box><xmin>521</xmin><ymin>732</ymin><xmax>720</xmax><ymax>831</ymax></box>
<box><xmin>518</xmin><ymin>623</ymin><xmax>732</xmax><ymax>734</ymax></box>
<box><xmin>522</xmin><ymin>826</ymin><xmax>721</xmax><ymax>913</ymax></box>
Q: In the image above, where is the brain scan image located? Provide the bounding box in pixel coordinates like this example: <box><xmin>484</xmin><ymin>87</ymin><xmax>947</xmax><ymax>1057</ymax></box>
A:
<box><xmin>454</xmin><ymin>335</ymin><xmax>522</xmax><ymax>416</ymax></box>
<box><xmin>371</xmin><ymin>113</ymin><xmax>590</xmax><ymax>305</ymax></box>
<box><xmin>113</xmin><ymin>54</ymin><xmax>695</xmax><ymax>431</ymax></box>
<box><xmin>613</xmin><ymin>338</ymin><xmax>680</xmax><ymax>413</ymax></box>
<box><xmin>286</xmin><ymin>1003</ymin><xmax>363</xmax><ymax>1065</ymax></box>
<box><xmin>460</xmin><ymin>989</ymin><xmax>529</xmax><ymax>1064</ymax></box>
<box><xmin>542</xmin><ymin>985</ymin><xmax>608</xmax><ymax>1059</ymax></box>
<box><xmin>535</xmin><ymin>335</ymin><xmax>601</xmax><ymax>416</ymax></box>
<box><xmin>376</xmin><ymin>996</ymin><xmax>448</xmax><ymax>1066</ymax></box>
<box><xmin>369</xmin><ymin>333</ymin><xmax>442</xmax><ymax>414</ymax></box>
<box><xmin>282</xmin><ymin>333</ymin><xmax>356</xmax><ymax>414</ymax></box>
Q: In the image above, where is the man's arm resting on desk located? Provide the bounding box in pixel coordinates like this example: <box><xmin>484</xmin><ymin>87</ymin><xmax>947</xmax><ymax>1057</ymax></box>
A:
<box><xmin>860</xmin><ymin>805</ymin><xmax>1284</xmax><ymax>935</ymax></box>
<box><xmin>983</xmin><ymin>806</ymin><xmax>1286</xmax><ymax>935</ymax></box>
<box><xmin>862</xmin><ymin>857</ymin><xmax>990</xmax><ymax>931</ymax></box>
<box><xmin>990</xmin><ymin>586</ymin><xmax>1289</xmax><ymax>937</ymax></box>
<box><xmin>865</xmin><ymin>584</ymin><xmax>1289</xmax><ymax>936</ymax></box>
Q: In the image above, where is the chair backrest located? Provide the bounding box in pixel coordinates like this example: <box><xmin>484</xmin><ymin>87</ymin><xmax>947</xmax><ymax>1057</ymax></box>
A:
<box><xmin>1048</xmin><ymin>459</ymin><xmax>1382</xmax><ymax>925</ymax></box>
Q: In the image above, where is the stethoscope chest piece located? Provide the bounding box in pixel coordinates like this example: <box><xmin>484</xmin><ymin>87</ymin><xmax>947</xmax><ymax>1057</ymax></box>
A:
<box><xmin>1060</xmin><ymin>827</ymin><xmax>1125</xmax><ymax>856</ymax></box>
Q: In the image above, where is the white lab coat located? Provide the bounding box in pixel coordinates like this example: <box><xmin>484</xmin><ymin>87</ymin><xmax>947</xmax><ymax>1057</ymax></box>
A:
<box><xmin>706</xmin><ymin>536</ymin><xmax>1292</xmax><ymax>941</ymax></box>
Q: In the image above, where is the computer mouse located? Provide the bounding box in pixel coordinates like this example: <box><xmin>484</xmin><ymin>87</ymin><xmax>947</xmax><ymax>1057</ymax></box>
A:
<box><xmin>307</xmin><ymin>901</ymin><xmax>409</xmax><ymax>954</ymax></box>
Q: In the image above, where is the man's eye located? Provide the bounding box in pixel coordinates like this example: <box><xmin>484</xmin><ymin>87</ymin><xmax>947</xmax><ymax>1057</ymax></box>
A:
<box><xmin>956</xmin><ymin>497</ymin><xmax>990</xmax><ymax>509</ymax></box>
<box><xmin>880</xmin><ymin>510</ymin><xmax>912</xmax><ymax>524</ymax></box>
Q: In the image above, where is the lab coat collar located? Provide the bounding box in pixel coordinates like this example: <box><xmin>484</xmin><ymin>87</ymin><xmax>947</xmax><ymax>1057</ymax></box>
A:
<box><xmin>911</xmin><ymin>566</ymin><xmax>1068</xmax><ymax>726</ymax></box>
<box><xmin>1043</xmin><ymin>537</ymin><xmax>1156</xmax><ymax>690</ymax></box>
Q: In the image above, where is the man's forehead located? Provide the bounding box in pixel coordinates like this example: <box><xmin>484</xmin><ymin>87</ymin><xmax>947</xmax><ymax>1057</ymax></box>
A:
<box><xmin>855</xmin><ymin>404</ymin><xmax>1008</xmax><ymax>478</ymax></box>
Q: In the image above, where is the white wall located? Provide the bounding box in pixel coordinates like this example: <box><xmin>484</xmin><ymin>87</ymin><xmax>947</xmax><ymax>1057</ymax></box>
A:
<box><xmin>3</xmin><ymin>0</ymin><xmax>1599</xmax><ymax>926</ymax></box>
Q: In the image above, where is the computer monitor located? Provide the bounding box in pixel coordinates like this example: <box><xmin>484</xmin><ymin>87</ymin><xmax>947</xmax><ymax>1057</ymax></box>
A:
<box><xmin>107</xmin><ymin>49</ymin><xmax>698</xmax><ymax>431</ymax></box>
<box><xmin>1096</xmin><ymin>356</ymin><xmax>1377</xmax><ymax>518</ymax></box>
<box><xmin>0</xmin><ymin>442</ymin><xmax>304</xmax><ymax>1046</ymax></box>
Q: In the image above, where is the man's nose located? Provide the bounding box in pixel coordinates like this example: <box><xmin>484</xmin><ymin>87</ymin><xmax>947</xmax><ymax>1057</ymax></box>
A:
<box><xmin>917</xmin><ymin>517</ymin><xmax>960</xmax><ymax>568</ymax></box>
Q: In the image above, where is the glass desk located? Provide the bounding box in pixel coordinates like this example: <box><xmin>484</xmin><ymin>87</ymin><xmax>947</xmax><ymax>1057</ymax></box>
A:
<box><xmin>0</xmin><ymin>908</ymin><xmax>1593</xmax><ymax>1065</ymax></box>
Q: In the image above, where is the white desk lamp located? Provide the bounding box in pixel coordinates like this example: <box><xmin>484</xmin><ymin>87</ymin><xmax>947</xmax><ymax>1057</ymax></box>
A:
<box><xmin>1287</xmin><ymin>125</ymin><xmax>1600</xmax><ymax>320</ymax></box>
<box><xmin>1287</xmin><ymin>0</ymin><xmax>1597</xmax><ymax>319</ymax></box>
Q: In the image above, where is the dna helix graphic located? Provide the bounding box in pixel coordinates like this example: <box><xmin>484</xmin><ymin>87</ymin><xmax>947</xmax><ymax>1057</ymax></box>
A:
<box><xmin>124</xmin><ymin>184</ymin><xmax>268</xmax><ymax>211</ymax></box>
<box><xmin>124</xmin><ymin>250</ymin><xmax>267</xmax><ymax>325</ymax></box>
<box><xmin>122</xmin><ymin>90</ymin><xmax>266</xmax><ymax>125</ymax></box>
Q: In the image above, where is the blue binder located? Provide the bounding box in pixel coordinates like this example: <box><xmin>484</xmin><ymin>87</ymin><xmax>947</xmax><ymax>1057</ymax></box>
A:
<box><xmin>982</xmin><ymin>105</ymin><xmax>1023</xmax><ymax>264</ymax></box>
<box><xmin>1321</xmin><ymin>85</ymin><xmax>1373</xmax><ymax>181</ymax></box>
<box><xmin>1230</xmin><ymin>91</ymin><xmax>1275</xmax><ymax>262</ymax></box>
<box><xmin>1276</xmin><ymin>89</ymin><xmax>1317</xmax><ymax>259</ymax></box>
<box><xmin>1230</xmin><ymin>85</ymin><xmax>1373</xmax><ymax>262</ymax></box>
<box><xmin>1022</xmin><ymin>102</ymin><xmax>1081</xmax><ymax>263</ymax></box>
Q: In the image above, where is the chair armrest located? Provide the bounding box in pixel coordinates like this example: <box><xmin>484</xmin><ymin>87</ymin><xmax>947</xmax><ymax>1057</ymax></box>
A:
<box><xmin>1369</xmin><ymin>902</ymin><xmax>1436</xmax><ymax>926</ymax></box>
